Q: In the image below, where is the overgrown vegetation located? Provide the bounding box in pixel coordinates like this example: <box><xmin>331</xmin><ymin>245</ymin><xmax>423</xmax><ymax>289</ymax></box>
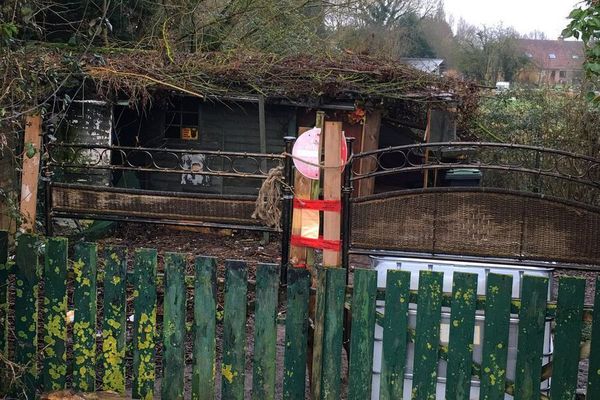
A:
<box><xmin>474</xmin><ymin>88</ymin><xmax>600</xmax><ymax>157</ymax></box>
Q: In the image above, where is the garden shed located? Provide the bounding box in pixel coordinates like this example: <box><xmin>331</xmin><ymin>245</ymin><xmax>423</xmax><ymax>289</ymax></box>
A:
<box><xmin>20</xmin><ymin>47</ymin><xmax>477</xmax><ymax>237</ymax></box>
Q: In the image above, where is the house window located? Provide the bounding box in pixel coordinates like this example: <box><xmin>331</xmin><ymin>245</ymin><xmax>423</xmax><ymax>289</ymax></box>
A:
<box><xmin>559</xmin><ymin>71</ymin><xmax>567</xmax><ymax>78</ymax></box>
<box><xmin>548</xmin><ymin>53</ymin><xmax>557</xmax><ymax>59</ymax></box>
<box><xmin>165</xmin><ymin>97</ymin><xmax>200</xmax><ymax>140</ymax></box>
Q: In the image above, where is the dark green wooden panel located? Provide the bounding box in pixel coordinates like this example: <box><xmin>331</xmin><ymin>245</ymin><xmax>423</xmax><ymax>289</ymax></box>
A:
<box><xmin>162</xmin><ymin>253</ymin><xmax>187</xmax><ymax>400</ymax></box>
<box><xmin>252</xmin><ymin>263</ymin><xmax>279</xmax><ymax>400</ymax></box>
<box><xmin>588</xmin><ymin>276</ymin><xmax>600</xmax><ymax>400</ymax></box>
<box><xmin>282</xmin><ymin>267</ymin><xmax>310</xmax><ymax>400</ymax></box>
<box><xmin>13</xmin><ymin>233</ymin><xmax>40</xmax><ymax>398</ymax></box>
<box><xmin>72</xmin><ymin>242</ymin><xmax>98</xmax><ymax>392</ymax></box>
<box><xmin>550</xmin><ymin>277</ymin><xmax>586</xmax><ymax>400</ymax></box>
<box><xmin>480</xmin><ymin>273</ymin><xmax>513</xmax><ymax>400</ymax></box>
<box><xmin>0</xmin><ymin>230</ymin><xmax>9</xmax><ymax>394</ymax></box>
<box><xmin>221</xmin><ymin>260</ymin><xmax>248</xmax><ymax>400</ymax></box>
<box><xmin>311</xmin><ymin>267</ymin><xmax>326</xmax><ymax>400</ymax></box>
<box><xmin>445</xmin><ymin>272</ymin><xmax>478</xmax><ymax>400</ymax></box>
<box><xmin>42</xmin><ymin>237</ymin><xmax>68</xmax><ymax>391</ymax></box>
<box><xmin>348</xmin><ymin>268</ymin><xmax>377</xmax><ymax>400</ymax></box>
<box><xmin>411</xmin><ymin>271</ymin><xmax>443</xmax><ymax>400</ymax></box>
<box><xmin>514</xmin><ymin>275</ymin><xmax>549</xmax><ymax>400</ymax></box>
<box><xmin>192</xmin><ymin>256</ymin><xmax>217</xmax><ymax>400</ymax></box>
<box><xmin>320</xmin><ymin>268</ymin><xmax>346</xmax><ymax>400</ymax></box>
<box><xmin>102</xmin><ymin>246</ymin><xmax>127</xmax><ymax>393</ymax></box>
<box><xmin>380</xmin><ymin>270</ymin><xmax>411</xmax><ymax>400</ymax></box>
<box><xmin>132</xmin><ymin>248</ymin><xmax>157</xmax><ymax>400</ymax></box>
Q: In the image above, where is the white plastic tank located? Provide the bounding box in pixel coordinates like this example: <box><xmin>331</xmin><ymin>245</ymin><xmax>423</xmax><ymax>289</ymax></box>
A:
<box><xmin>370</xmin><ymin>256</ymin><xmax>554</xmax><ymax>400</ymax></box>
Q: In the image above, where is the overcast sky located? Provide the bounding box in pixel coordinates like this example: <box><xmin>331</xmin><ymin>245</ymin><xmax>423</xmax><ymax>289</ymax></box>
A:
<box><xmin>444</xmin><ymin>0</ymin><xmax>580</xmax><ymax>39</ymax></box>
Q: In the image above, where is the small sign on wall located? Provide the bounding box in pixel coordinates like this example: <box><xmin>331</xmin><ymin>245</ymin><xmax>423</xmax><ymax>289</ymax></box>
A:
<box><xmin>181</xmin><ymin>127</ymin><xmax>199</xmax><ymax>140</ymax></box>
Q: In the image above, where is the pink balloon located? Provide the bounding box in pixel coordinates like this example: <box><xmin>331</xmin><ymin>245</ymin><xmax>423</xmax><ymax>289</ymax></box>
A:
<box><xmin>292</xmin><ymin>127</ymin><xmax>348</xmax><ymax>180</ymax></box>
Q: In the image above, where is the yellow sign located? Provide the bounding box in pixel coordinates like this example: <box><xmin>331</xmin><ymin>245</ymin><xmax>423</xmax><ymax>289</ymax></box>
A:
<box><xmin>181</xmin><ymin>127</ymin><xmax>199</xmax><ymax>140</ymax></box>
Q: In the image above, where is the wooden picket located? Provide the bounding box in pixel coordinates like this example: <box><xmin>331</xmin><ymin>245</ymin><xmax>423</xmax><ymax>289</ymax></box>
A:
<box><xmin>412</xmin><ymin>271</ymin><xmax>444</xmax><ymax>400</ymax></box>
<box><xmin>0</xmin><ymin>230</ymin><xmax>9</xmax><ymax>394</ymax></box>
<box><xmin>282</xmin><ymin>267</ymin><xmax>310</xmax><ymax>400</ymax></box>
<box><xmin>131</xmin><ymin>248</ymin><xmax>157</xmax><ymax>400</ymax></box>
<box><xmin>101</xmin><ymin>245</ymin><xmax>127</xmax><ymax>393</ymax></box>
<box><xmin>4</xmin><ymin>231</ymin><xmax>600</xmax><ymax>400</ymax></box>
<box><xmin>479</xmin><ymin>273</ymin><xmax>513</xmax><ymax>400</ymax></box>
<box><xmin>192</xmin><ymin>256</ymin><xmax>217</xmax><ymax>400</ymax></box>
<box><xmin>221</xmin><ymin>260</ymin><xmax>248</xmax><ymax>400</ymax></box>
<box><xmin>162</xmin><ymin>253</ymin><xmax>186</xmax><ymax>400</ymax></box>
<box><xmin>72</xmin><ymin>242</ymin><xmax>98</xmax><ymax>392</ymax></box>
<box><xmin>379</xmin><ymin>270</ymin><xmax>411</xmax><ymax>400</ymax></box>
<box><xmin>588</xmin><ymin>276</ymin><xmax>600</xmax><ymax>400</ymax></box>
<box><xmin>13</xmin><ymin>234</ymin><xmax>40</xmax><ymax>397</ymax></box>
<box><xmin>445</xmin><ymin>272</ymin><xmax>478</xmax><ymax>400</ymax></box>
<box><xmin>42</xmin><ymin>237</ymin><xmax>68</xmax><ymax>392</ymax></box>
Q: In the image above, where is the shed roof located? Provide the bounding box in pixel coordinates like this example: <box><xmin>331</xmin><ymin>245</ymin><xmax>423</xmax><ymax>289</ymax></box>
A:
<box><xmin>24</xmin><ymin>45</ymin><xmax>476</xmax><ymax>106</ymax></box>
<box><xmin>401</xmin><ymin>58</ymin><xmax>446</xmax><ymax>74</ymax></box>
<box><xmin>517</xmin><ymin>39</ymin><xmax>584</xmax><ymax>71</ymax></box>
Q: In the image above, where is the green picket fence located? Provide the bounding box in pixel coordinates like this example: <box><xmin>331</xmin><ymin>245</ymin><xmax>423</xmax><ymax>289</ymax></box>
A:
<box><xmin>1</xmin><ymin>232</ymin><xmax>600</xmax><ymax>399</ymax></box>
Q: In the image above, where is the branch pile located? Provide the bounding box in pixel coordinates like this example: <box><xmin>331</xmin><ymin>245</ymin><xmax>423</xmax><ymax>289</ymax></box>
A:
<box><xmin>17</xmin><ymin>45</ymin><xmax>478</xmax><ymax>107</ymax></box>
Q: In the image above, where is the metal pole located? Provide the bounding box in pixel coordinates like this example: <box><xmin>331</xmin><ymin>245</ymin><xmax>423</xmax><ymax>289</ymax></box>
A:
<box><xmin>342</xmin><ymin>137</ymin><xmax>355</xmax><ymax>282</ymax></box>
<box><xmin>280</xmin><ymin>136</ymin><xmax>296</xmax><ymax>285</ymax></box>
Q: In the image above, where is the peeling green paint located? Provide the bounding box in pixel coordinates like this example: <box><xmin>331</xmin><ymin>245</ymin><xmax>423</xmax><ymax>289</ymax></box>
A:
<box><xmin>132</xmin><ymin>248</ymin><xmax>157</xmax><ymax>400</ymax></box>
<box><xmin>72</xmin><ymin>242</ymin><xmax>98</xmax><ymax>392</ymax></box>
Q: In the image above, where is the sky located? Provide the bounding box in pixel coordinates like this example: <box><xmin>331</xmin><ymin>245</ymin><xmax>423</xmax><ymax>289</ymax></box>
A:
<box><xmin>443</xmin><ymin>0</ymin><xmax>580</xmax><ymax>39</ymax></box>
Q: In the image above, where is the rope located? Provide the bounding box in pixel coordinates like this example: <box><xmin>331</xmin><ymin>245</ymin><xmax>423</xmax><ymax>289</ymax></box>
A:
<box><xmin>252</xmin><ymin>166</ymin><xmax>284</xmax><ymax>229</ymax></box>
<box><xmin>252</xmin><ymin>152</ymin><xmax>352</xmax><ymax>229</ymax></box>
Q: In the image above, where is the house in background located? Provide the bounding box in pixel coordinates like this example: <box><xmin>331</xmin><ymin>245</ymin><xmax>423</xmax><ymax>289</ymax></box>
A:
<box><xmin>401</xmin><ymin>58</ymin><xmax>447</xmax><ymax>76</ymax></box>
<box><xmin>516</xmin><ymin>39</ymin><xmax>584</xmax><ymax>86</ymax></box>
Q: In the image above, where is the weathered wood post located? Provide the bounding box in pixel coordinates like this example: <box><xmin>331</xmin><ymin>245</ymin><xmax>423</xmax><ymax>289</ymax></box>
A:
<box><xmin>19</xmin><ymin>115</ymin><xmax>42</xmax><ymax>232</ymax></box>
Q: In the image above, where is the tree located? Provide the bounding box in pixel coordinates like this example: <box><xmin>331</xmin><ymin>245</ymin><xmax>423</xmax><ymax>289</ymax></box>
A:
<box><xmin>454</xmin><ymin>22</ymin><xmax>529</xmax><ymax>84</ymax></box>
<box><xmin>330</xmin><ymin>0</ymin><xmax>440</xmax><ymax>58</ymax></box>
<box><xmin>563</xmin><ymin>0</ymin><xmax>600</xmax><ymax>101</ymax></box>
<box><xmin>523</xmin><ymin>30</ymin><xmax>548</xmax><ymax>40</ymax></box>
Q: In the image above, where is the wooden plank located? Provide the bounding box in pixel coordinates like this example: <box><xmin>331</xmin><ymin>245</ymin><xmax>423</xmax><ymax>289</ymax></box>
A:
<box><xmin>283</xmin><ymin>267</ymin><xmax>310</xmax><ymax>400</ymax></box>
<box><xmin>132</xmin><ymin>248</ymin><xmax>157</xmax><ymax>400</ymax></box>
<box><xmin>588</xmin><ymin>276</ymin><xmax>600</xmax><ymax>400</ymax></box>
<box><xmin>72</xmin><ymin>242</ymin><xmax>98</xmax><ymax>392</ymax></box>
<box><xmin>550</xmin><ymin>277</ymin><xmax>586</xmax><ymax>400</ymax></box>
<box><xmin>13</xmin><ymin>233</ymin><xmax>40</xmax><ymax>398</ymax></box>
<box><xmin>0</xmin><ymin>230</ymin><xmax>8</xmax><ymax>392</ymax></box>
<box><xmin>411</xmin><ymin>271</ymin><xmax>443</xmax><ymax>400</ymax></box>
<box><xmin>445</xmin><ymin>272</ymin><xmax>478</xmax><ymax>400</ymax></box>
<box><xmin>514</xmin><ymin>275</ymin><xmax>549</xmax><ymax>400</ymax></box>
<box><xmin>320</xmin><ymin>268</ymin><xmax>346</xmax><ymax>400</ymax></box>
<box><xmin>19</xmin><ymin>115</ymin><xmax>42</xmax><ymax>232</ymax></box>
<box><xmin>347</xmin><ymin>268</ymin><xmax>377</xmax><ymax>400</ymax></box>
<box><xmin>221</xmin><ymin>260</ymin><xmax>248</xmax><ymax>400</ymax></box>
<box><xmin>192</xmin><ymin>256</ymin><xmax>217</xmax><ymax>400</ymax></box>
<box><xmin>479</xmin><ymin>273</ymin><xmax>513</xmax><ymax>400</ymax></box>
<box><xmin>357</xmin><ymin>110</ymin><xmax>382</xmax><ymax>197</ymax></box>
<box><xmin>162</xmin><ymin>253</ymin><xmax>187</xmax><ymax>400</ymax></box>
<box><xmin>322</xmin><ymin>121</ymin><xmax>343</xmax><ymax>268</ymax></box>
<box><xmin>289</xmin><ymin>126</ymin><xmax>313</xmax><ymax>268</ymax></box>
<box><xmin>380</xmin><ymin>270</ymin><xmax>411</xmax><ymax>400</ymax></box>
<box><xmin>252</xmin><ymin>263</ymin><xmax>278</xmax><ymax>400</ymax></box>
<box><xmin>102</xmin><ymin>246</ymin><xmax>127</xmax><ymax>393</ymax></box>
<box><xmin>42</xmin><ymin>237</ymin><xmax>68</xmax><ymax>391</ymax></box>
